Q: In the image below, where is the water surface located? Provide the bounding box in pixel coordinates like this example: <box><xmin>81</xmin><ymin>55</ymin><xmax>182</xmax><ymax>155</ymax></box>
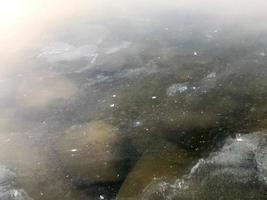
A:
<box><xmin>0</xmin><ymin>0</ymin><xmax>267</xmax><ymax>199</ymax></box>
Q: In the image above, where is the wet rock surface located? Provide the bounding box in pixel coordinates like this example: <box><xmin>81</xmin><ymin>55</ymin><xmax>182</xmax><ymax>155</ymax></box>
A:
<box><xmin>117</xmin><ymin>142</ymin><xmax>195</xmax><ymax>199</ymax></box>
<box><xmin>139</xmin><ymin>132</ymin><xmax>267</xmax><ymax>200</ymax></box>
<box><xmin>0</xmin><ymin>165</ymin><xmax>32</xmax><ymax>200</ymax></box>
<box><xmin>54</xmin><ymin>121</ymin><xmax>130</xmax><ymax>185</ymax></box>
<box><xmin>0</xmin><ymin>132</ymin><xmax>89</xmax><ymax>200</ymax></box>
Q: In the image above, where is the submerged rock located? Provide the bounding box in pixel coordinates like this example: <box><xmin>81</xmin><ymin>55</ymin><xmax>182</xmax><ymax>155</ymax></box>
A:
<box><xmin>117</xmin><ymin>142</ymin><xmax>194</xmax><ymax>199</ymax></box>
<box><xmin>55</xmin><ymin>121</ymin><xmax>129</xmax><ymax>185</ymax></box>
<box><xmin>140</xmin><ymin>131</ymin><xmax>267</xmax><ymax>200</ymax></box>
<box><xmin>17</xmin><ymin>75</ymin><xmax>77</xmax><ymax>108</ymax></box>
<box><xmin>98</xmin><ymin>55</ymin><xmax>267</xmax><ymax>156</ymax></box>
<box><xmin>0</xmin><ymin>131</ymin><xmax>85</xmax><ymax>200</ymax></box>
<box><xmin>0</xmin><ymin>165</ymin><xmax>32</xmax><ymax>200</ymax></box>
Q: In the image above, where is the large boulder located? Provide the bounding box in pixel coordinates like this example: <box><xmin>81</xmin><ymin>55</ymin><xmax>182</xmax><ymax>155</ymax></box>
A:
<box><xmin>139</xmin><ymin>132</ymin><xmax>267</xmax><ymax>200</ymax></box>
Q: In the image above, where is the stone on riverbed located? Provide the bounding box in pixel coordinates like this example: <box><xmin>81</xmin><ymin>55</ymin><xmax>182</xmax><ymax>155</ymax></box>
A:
<box><xmin>0</xmin><ymin>131</ymin><xmax>86</xmax><ymax>200</ymax></box>
<box><xmin>117</xmin><ymin>142</ymin><xmax>194</xmax><ymax>199</ymax></box>
<box><xmin>55</xmin><ymin>121</ymin><xmax>128</xmax><ymax>185</ymax></box>
<box><xmin>139</xmin><ymin>131</ymin><xmax>267</xmax><ymax>200</ymax></box>
<box><xmin>0</xmin><ymin>165</ymin><xmax>33</xmax><ymax>200</ymax></box>
<box><xmin>100</xmin><ymin>57</ymin><xmax>267</xmax><ymax>154</ymax></box>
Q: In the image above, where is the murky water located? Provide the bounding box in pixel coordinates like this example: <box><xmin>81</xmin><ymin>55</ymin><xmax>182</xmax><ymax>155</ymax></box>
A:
<box><xmin>0</xmin><ymin>0</ymin><xmax>267</xmax><ymax>199</ymax></box>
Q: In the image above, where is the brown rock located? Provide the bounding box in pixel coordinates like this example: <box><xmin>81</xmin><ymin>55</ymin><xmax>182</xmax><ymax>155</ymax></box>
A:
<box><xmin>55</xmin><ymin>121</ymin><xmax>127</xmax><ymax>184</ymax></box>
<box><xmin>117</xmin><ymin>142</ymin><xmax>194</xmax><ymax>199</ymax></box>
<box><xmin>0</xmin><ymin>132</ymin><xmax>82</xmax><ymax>200</ymax></box>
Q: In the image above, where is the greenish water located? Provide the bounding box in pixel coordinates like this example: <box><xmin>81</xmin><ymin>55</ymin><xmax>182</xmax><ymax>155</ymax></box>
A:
<box><xmin>0</xmin><ymin>1</ymin><xmax>267</xmax><ymax>199</ymax></box>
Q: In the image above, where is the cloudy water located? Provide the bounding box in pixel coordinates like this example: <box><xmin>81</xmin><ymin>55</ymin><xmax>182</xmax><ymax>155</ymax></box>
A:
<box><xmin>0</xmin><ymin>0</ymin><xmax>267</xmax><ymax>199</ymax></box>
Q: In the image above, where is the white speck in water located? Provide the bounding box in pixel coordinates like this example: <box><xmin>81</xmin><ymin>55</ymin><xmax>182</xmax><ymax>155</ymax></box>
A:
<box><xmin>100</xmin><ymin>195</ymin><xmax>105</xmax><ymax>199</ymax></box>
<box><xmin>151</xmin><ymin>96</ymin><xmax>157</xmax><ymax>99</ymax></box>
<box><xmin>14</xmin><ymin>190</ymin><xmax>18</xmax><ymax>197</ymax></box>
<box><xmin>214</xmin><ymin>29</ymin><xmax>218</xmax><ymax>33</ymax></box>
<box><xmin>40</xmin><ymin>192</ymin><xmax>44</xmax><ymax>196</ymax></box>
<box><xmin>135</xmin><ymin>121</ymin><xmax>141</xmax><ymax>125</ymax></box>
<box><xmin>260</xmin><ymin>52</ymin><xmax>266</xmax><ymax>57</ymax></box>
<box><xmin>71</xmin><ymin>149</ymin><xmax>78</xmax><ymax>152</ymax></box>
<box><xmin>193</xmin><ymin>51</ymin><xmax>198</xmax><ymax>56</ymax></box>
<box><xmin>112</xmin><ymin>94</ymin><xmax>117</xmax><ymax>98</ymax></box>
<box><xmin>110</xmin><ymin>104</ymin><xmax>115</xmax><ymax>108</ymax></box>
<box><xmin>5</xmin><ymin>138</ymin><xmax>11</xmax><ymax>142</ymax></box>
<box><xmin>236</xmin><ymin>133</ymin><xmax>243</xmax><ymax>142</ymax></box>
<box><xmin>134</xmin><ymin>121</ymin><xmax>142</xmax><ymax>127</ymax></box>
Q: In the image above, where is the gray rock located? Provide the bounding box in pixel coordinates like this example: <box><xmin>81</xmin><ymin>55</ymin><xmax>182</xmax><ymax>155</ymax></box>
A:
<box><xmin>140</xmin><ymin>132</ymin><xmax>267</xmax><ymax>200</ymax></box>
<box><xmin>0</xmin><ymin>166</ymin><xmax>32</xmax><ymax>200</ymax></box>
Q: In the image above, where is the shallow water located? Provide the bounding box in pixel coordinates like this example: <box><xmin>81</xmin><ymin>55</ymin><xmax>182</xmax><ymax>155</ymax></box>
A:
<box><xmin>0</xmin><ymin>0</ymin><xmax>267</xmax><ymax>199</ymax></box>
